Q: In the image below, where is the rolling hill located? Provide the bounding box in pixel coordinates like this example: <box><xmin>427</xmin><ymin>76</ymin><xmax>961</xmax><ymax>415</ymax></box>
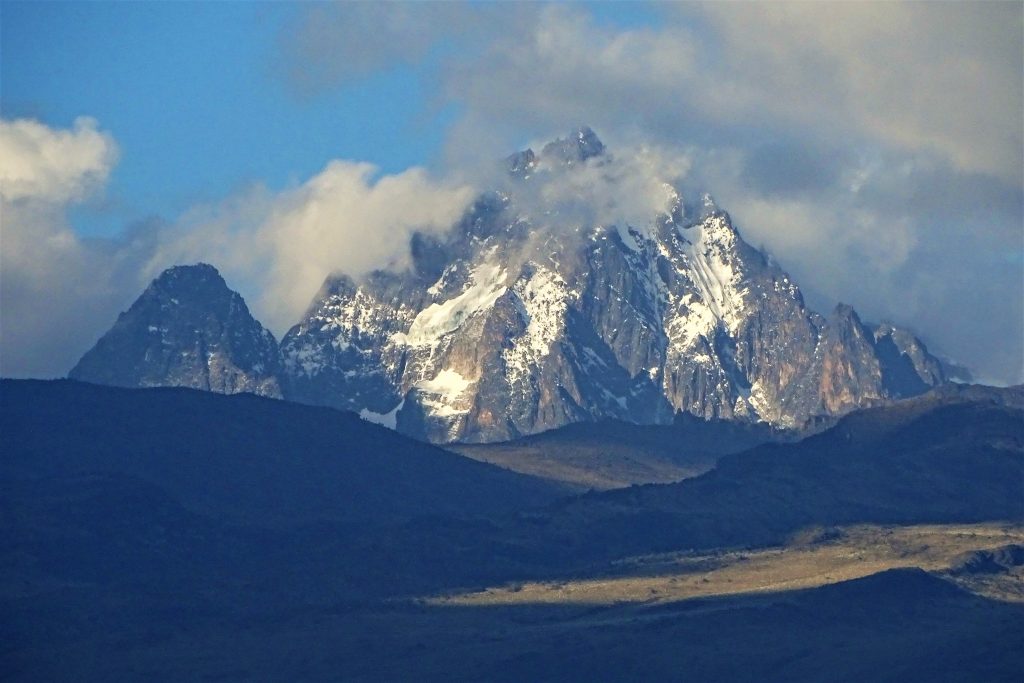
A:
<box><xmin>2</xmin><ymin>380</ymin><xmax>1022</xmax><ymax>681</ymax></box>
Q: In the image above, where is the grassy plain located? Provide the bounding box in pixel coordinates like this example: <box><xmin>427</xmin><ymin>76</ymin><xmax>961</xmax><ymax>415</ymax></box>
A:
<box><xmin>430</xmin><ymin>522</ymin><xmax>1024</xmax><ymax>607</ymax></box>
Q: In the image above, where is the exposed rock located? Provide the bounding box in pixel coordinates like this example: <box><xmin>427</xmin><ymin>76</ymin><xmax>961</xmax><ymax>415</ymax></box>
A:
<box><xmin>70</xmin><ymin>264</ymin><xmax>282</xmax><ymax>398</ymax></box>
<box><xmin>72</xmin><ymin>130</ymin><xmax>953</xmax><ymax>443</ymax></box>
<box><xmin>279</xmin><ymin>129</ymin><xmax>950</xmax><ymax>442</ymax></box>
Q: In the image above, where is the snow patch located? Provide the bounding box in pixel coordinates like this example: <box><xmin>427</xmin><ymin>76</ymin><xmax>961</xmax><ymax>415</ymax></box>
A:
<box><xmin>683</xmin><ymin>214</ymin><xmax>750</xmax><ymax>334</ymax></box>
<box><xmin>406</xmin><ymin>262</ymin><xmax>506</xmax><ymax>346</ymax></box>
<box><xmin>502</xmin><ymin>266</ymin><xmax>573</xmax><ymax>383</ymax></box>
<box><xmin>579</xmin><ymin>345</ymin><xmax>608</xmax><ymax>370</ymax></box>
<box><xmin>601</xmin><ymin>387</ymin><xmax>628</xmax><ymax>410</ymax></box>
<box><xmin>417</xmin><ymin>368</ymin><xmax>472</xmax><ymax>395</ymax></box>
<box><xmin>415</xmin><ymin>369</ymin><xmax>473</xmax><ymax>417</ymax></box>
<box><xmin>427</xmin><ymin>264</ymin><xmax>459</xmax><ymax>297</ymax></box>
<box><xmin>360</xmin><ymin>400</ymin><xmax>404</xmax><ymax>430</ymax></box>
<box><xmin>286</xmin><ymin>342</ymin><xmax>326</xmax><ymax>377</ymax></box>
<box><xmin>665</xmin><ymin>294</ymin><xmax>717</xmax><ymax>353</ymax></box>
<box><xmin>615</xmin><ymin>224</ymin><xmax>640</xmax><ymax>251</ymax></box>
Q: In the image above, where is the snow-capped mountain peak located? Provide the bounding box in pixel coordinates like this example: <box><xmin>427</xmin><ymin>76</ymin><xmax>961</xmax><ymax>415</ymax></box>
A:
<box><xmin>73</xmin><ymin>130</ymin><xmax>951</xmax><ymax>443</ymax></box>
<box><xmin>271</xmin><ymin>130</ymin><xmax>948</xmax><ymax>441</ymax></box>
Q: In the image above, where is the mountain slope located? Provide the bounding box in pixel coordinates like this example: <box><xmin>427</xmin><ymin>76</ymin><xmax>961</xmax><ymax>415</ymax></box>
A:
<box><xmin>0</xmin><ymin>379</ymin><xmax>568</xmax><ymax>529</ymax></box>
<box><xmin>450</xmin><ymin>412</ymin><xmax>780</xmax><ymax>489</ymax></box>
<box><xmin>281</xmin><ymin>128</ymin><xmax>950</xmax><ymax>442</ymax></box>
<box><xmin>70</xmin><ymin>264</ymin><xmax>282</xmax><ymax>397</ymax></box>
<box><xmin>69</xmin><ymin>130</ymin><xmax>953</xmax><ymax>443</ymax></box>
<box><xmin>406</xmin><ymin>569</ymin><xmax>1023</xmax><ymax>683</ymax></box>
<box><xmin>509</xmin><ymin>391</ymin><xmax>1024</xmax><ymax>564</ymax></box>
<box><xmin>6</xmin><ymin>380</ymin><xmax>1016</xmax><ymax>601</ymax></box>
<box><xmin>3</xmin><ymin>381</ymin><xmax>1021</xmax><ymax>682</ymax></box>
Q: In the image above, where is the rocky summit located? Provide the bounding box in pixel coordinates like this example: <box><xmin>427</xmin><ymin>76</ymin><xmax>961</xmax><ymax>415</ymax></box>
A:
<box><xmin>72</xmin><ymin>129</ymin><xmax>952</xmax><ymax>442</ymax></box>
<box><xmin>70</xmin><ymin>264</ymin><xmax>282</xmax><ymax>398</ymax></box>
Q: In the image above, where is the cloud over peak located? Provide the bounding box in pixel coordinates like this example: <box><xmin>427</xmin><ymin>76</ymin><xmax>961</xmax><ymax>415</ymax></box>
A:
<box><xmin>1</xmin><ymin>2</ymin><xmax>1021</xmax><ymax>384</ymax></box>
<box><xmin>156</xmin><ymin>159</ymin><xmax>475</xmax><ymax>334</ymax></box>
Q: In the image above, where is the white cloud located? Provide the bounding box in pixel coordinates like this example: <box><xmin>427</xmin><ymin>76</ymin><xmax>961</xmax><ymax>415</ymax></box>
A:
<box><xmin>0</xmin><ymin>117</ymin><xmax>118</xmax><ymax>203</ymax></box>
<box><xmin>442</xmin><ymin>6</ymin><xmax>701</xmax><ymax>144</ymax></box>
<box><xmin>688</xmin><ymin>2</ymin><xmax>1024</xmax><ymax>185</ymax></box>
<box><xmin>497</xmin><ymin>141</ymin><xmax>691</xmax><ymax>239</ymax></box>
<box><xmin>0</xmin><ymin>118</ymin><xmax>152</xmax><ymax>378</ymax></box>
<box><xmin>424</xmin><ymin>3</ymin><xmax>1022</xmax><ymax>186</ymax></box>
<box><xmin>280</xmin><ymin>2</ymin><xmax>530</xmax><ymax>95</ymax></box>
<box><xmin>1</xmin><ymin>117</ymin><xmax>475</xmax><ymax>374</ymax></box>
<box><xmin>154</xmin><ymin>160</ymin><xmax>475</xmax><ymax>335</ymax></box>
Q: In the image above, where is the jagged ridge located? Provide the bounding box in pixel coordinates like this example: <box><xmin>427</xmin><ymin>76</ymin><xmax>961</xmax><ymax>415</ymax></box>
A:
<box><xmin>71</xmin><ymin>129</ymin><xmax>953</xmax><ymax>443</ymax></box>
<box><xmin>277</xmin><ymin>128</ymin><xmax>950</xmax><ymax>442</ymax></box>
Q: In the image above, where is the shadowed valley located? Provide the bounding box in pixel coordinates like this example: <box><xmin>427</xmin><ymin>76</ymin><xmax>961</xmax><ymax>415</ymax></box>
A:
<box><xmin>2</xmin><ymin>380</ymin><xmax>1022</xmax><ymax>680</ymax></box>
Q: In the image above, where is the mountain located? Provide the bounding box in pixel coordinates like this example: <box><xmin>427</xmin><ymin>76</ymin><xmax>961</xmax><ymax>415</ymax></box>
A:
<box><xmin>3</xmin><ymin>381</ymin><xmax>1021</xmax><ymax>682</ymax></box>
<box><xmin>503</xmin><ymin>388</ymin><xmax>1024</xmax><ymax>565</ymax></box>
<box><xmin>0</xmin><ymin>379</ymin><xmax>567</xmax><ymax>681</ymax></box>
<box><xmin>7</xmin><ymin>380</ymin><xmax>1017</xmax><ymax>601</ymax></box>
<box><xmin>0</xmin><ymin>380</ymin><xmax>566</xmax><ymax>530</ymax></box>
<box><xmin>70</xmin><ymin>264</ymin><xmax>282</xmax><ymax>398</ymax></box>
<box><xmin>70</xmin><ymin>129</ymin><xmax>952</xmax><ymax>443</ymax></box>
<box><xmin>279</xmin><ymin>128</ymin><xmax>950</xmax><ymax>442</ymax></box>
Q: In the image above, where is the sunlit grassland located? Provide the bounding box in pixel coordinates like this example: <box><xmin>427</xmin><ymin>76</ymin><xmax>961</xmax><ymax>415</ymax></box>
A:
<box><xmin>428</xmin><ymin>523</ymin><xmax>1024</xmax><ymax>607</ymax></box>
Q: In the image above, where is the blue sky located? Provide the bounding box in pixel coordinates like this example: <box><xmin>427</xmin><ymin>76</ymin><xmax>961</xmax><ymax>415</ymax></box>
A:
<box><xmin>2</xmin><ymin>1</ymin><xmax>672</xmax><ymax>235</ymax></box>
<box><xmin>1</xmin><ymin>1</ymin><xmax>1021</xmax><ymax>383</ymax></box>
<box><xmin>2</xmin><ymin>1</ymin><xmax>456</xmax><ymax>235</ymax></box>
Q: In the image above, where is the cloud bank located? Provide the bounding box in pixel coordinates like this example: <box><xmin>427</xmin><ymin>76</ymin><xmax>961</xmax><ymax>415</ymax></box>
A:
<box><xmin>0</xmin><ymin>117</ymin><xmax>157</xmax><ymax>377</ymax></box>
<box><xmin>154</xmin><ymin>160</ymin><xmax>474</xmax><ymax>334</ymax></box>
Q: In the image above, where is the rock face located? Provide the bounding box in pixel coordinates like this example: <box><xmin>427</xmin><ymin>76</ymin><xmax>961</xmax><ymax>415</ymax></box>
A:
<box><xmin>950</xmin><ymin>544</ymin><xmax>1024</xmax><ymax>575</ymax></box>
<box><xmin>70</xmin><ymin>264</ymin><xmax>282</xmax><ymax>398</ymax></box>
<box><xmin>71</xmin><ymin>130</ymin><xmax>952</xmax><ymax>442</ymax></box>
<box><xmin>278</xmin><ymin>128</ymin><xmax>951</xmax><ymax>442</ymax></box>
